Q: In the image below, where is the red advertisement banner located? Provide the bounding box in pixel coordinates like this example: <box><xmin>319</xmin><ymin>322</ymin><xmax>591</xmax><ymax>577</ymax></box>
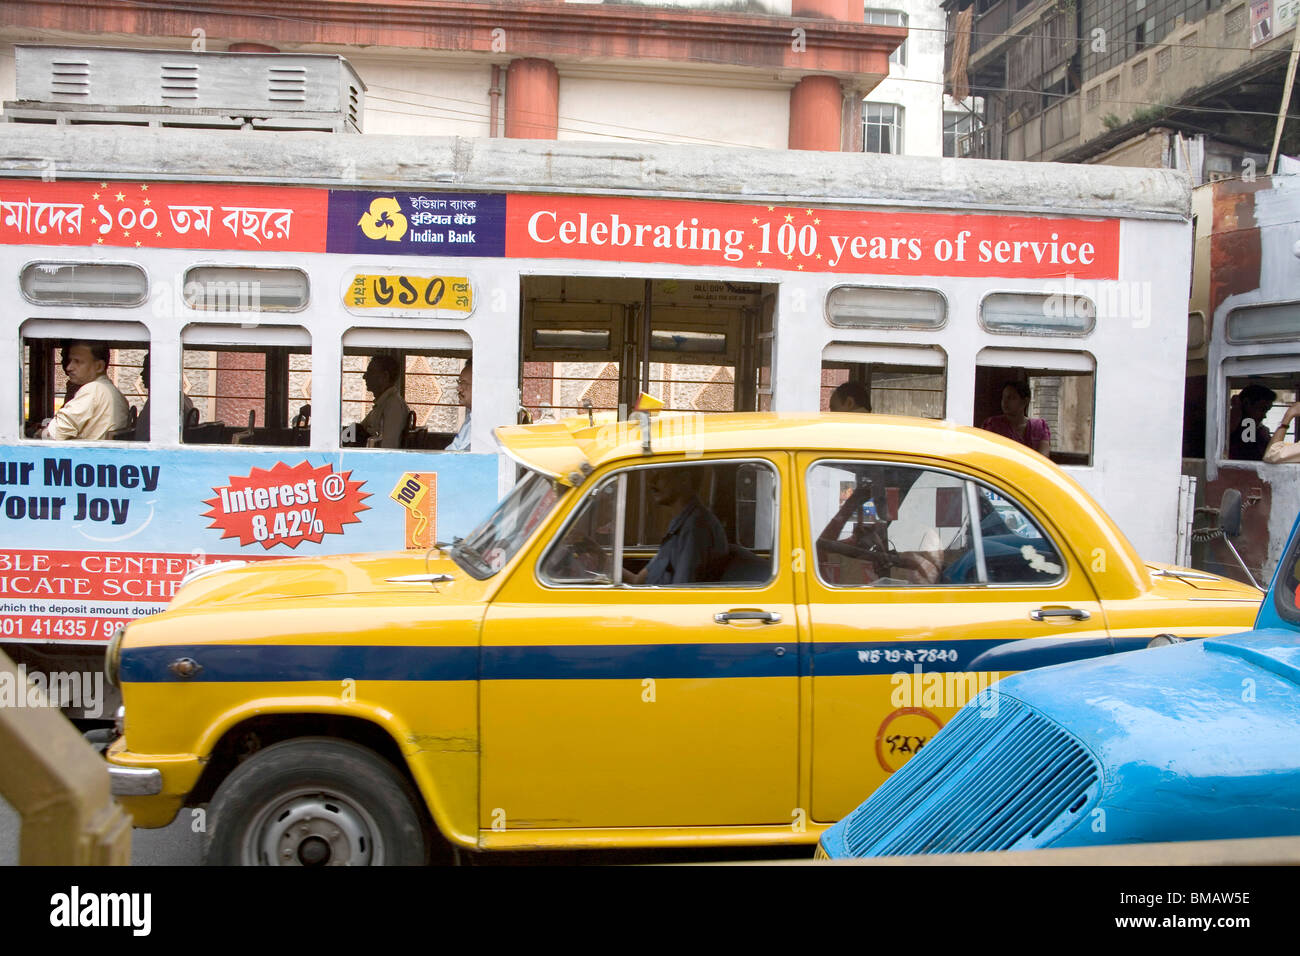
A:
<box><xmin>203</xmin><ymin>460</ymin><xmax>371</xmax><ymax>550</ymax></box>
<box><xmin>505</xmin><ymin>195</ymin><xmax>1120</xmax><ymax>279</ymax></box>
<box><xmin>0</xmin><ymin>180</ymin><xmax>328</xmax><ymax>252</ymax></box>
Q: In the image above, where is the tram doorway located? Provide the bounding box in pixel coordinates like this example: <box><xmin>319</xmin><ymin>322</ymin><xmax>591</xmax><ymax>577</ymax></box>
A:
<box><xmin>520</xmin><ymin>277</ymin><xmax>776</xmax><ymax>422</ymax></box>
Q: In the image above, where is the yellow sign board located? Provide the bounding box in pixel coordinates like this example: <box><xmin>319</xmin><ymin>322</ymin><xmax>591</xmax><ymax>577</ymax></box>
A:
<box><xmin>347</xmin><ymin>274</ymin><xmax>472</xmax><ymax>314</ymax></box>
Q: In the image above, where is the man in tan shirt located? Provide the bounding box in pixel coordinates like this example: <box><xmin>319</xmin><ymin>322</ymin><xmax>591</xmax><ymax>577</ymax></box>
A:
<box><xmin>359</xmin><ymin>354</ymin><xmax>410</xmax><ymax>448</ymax></box>
<box><xmin>41</xmin><ymin>342</ymin><xmax>130</xmax><ymax>441</ymax></box>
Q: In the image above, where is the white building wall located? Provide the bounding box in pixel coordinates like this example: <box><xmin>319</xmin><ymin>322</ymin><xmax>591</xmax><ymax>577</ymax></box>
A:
<box><xmin>558</xmin><ymin>73</ymin><xmax>789</xmax><ymax>149</ymax></box>
<box><xmin>862</xmin><ymin>0</ymin><xmax>945</xmax><ymax>158</ymax></box>
<box><xmin>346</xmin><ymin>56</ymin><xmax>493</xmax><ymax>138</ymax></box>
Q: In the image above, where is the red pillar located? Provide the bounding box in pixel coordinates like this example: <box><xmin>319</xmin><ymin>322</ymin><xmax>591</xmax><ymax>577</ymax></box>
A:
<box><xmin>789</xmin><ymin>75</ymin><xmax>844</xmax><ymax>151</ymax></box>
<box><xmin>505</xmin><ymin>58</ymin><xmax>559</xmax><ymax>140</ymax></box>
<box><xmin>791</xmin><ymin>0</ymin><xmax>857</xmax><ymax>18</ymax></box>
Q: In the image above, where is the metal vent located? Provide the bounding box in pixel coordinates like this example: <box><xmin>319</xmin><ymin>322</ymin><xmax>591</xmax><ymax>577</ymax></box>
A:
<box><xmin>49</xmin><ymin>59</ymin><xmax>90</xmax><ymax>98</ymax></box>
<box><xmin>267</xmin><ymin>66</ymin><xmax>307</xmax><ymax>103</ymax></box>
<box><xmin>8</xmin><ymin>45</ymin><xmax>365</xmax><ymax>133</ymax></box>
<box><xmin>160</xmin><ymin>63</ymin><xmax>199</xmax><ymax>101</ymax></box>
<box><xmin>842</xmin><ymin>695</ymin><xmax>1101</xmax><ymax>856</ymax></box>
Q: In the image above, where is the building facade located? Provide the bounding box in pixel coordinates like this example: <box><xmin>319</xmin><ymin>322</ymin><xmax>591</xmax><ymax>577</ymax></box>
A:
<box><xmin>944</xmin><ymin>0</ymin><xmax>1296</xmax><ymax>179</ymax></box>
<box><xmin>0</xmin><ymin>0</ymin><xmax>905</xmax><ymax>152</ymax></box>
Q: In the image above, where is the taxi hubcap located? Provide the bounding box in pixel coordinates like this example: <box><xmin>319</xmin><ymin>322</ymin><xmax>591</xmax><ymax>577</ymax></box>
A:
<box><xmin>248</xmin><ymin>789</ymin><xmax>383</xmax><ymax>866</ymax></box>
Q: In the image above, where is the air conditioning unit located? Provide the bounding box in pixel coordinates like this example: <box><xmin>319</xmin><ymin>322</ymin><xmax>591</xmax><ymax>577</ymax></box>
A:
<box><xmin>4</xmin><ymin>44</ymin><xmax>365</xmax><ymax>132</ymax></box>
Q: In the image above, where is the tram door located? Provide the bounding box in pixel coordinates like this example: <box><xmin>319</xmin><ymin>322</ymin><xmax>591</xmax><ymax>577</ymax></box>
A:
<box><xmin>519</xmin><ymin>276</ymin><xmax>772</xmax><ymax>421</ymax></box>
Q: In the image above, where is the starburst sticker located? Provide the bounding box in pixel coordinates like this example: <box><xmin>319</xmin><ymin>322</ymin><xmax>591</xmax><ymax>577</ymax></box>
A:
<box><xmin>202</xmin><ymin>460</ymin><xmax>370</xmax><ymax>550</ymax></box>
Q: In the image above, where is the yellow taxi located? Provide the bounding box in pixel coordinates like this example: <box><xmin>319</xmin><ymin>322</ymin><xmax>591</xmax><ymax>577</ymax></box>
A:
<box><xmin>105</xmin><ymin>413</ymin><xmax>1261</xmax><ymax>864</ymax></box>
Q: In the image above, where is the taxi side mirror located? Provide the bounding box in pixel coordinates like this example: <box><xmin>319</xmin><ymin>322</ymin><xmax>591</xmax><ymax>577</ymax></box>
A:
<box><xmin>1219</xmin><ymin>488</ymin><xmax>1243</xmax><ymax>538</ymax></box>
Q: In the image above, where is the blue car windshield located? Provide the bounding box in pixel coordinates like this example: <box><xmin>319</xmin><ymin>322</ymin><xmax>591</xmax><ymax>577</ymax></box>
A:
<box><xmin>1274</xmin><ymin>525</ymin><xmax>1300</xmax><ymax>625</ymax></box>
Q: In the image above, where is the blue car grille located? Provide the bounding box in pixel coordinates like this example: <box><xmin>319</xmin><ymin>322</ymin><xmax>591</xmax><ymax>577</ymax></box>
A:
<box><xmin>842</xmin><ymin>694</ymin><xmax>1101</xmax><ymax>856</ymax></box>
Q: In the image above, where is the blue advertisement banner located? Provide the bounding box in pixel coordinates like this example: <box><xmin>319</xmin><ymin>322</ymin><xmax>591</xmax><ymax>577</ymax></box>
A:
<box><xmin>0</xmin><ymin>446</ymin><xmax>498</xmax><ymax>643</ymax></box>
<box><xmin>326</xmin><ymin>190</ymin><xmax>506</xmax><ymax>257</ymax></box>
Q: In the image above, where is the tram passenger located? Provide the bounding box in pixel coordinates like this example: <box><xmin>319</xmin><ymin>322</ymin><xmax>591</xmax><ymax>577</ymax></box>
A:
<box><xmin>1229</xmin><ymin>384</ymin><xmax>1276</xmax><ymax>461</ymax></box>
<box><xmin>980</xmin><ymin>380</ymin><xmax>1051</xmax><ymax>456</ymax></box>
<box><xmin>624</xmin><ymin>468</ymin><xmax>727</xmax><ymax>586</ymax></box>
<box><xmin>1264</xmin><ymin>400</ymin><xmax>1300</xmax><ymax>464</ymax></box>
<box><xmin>357</xmin><ymin>355</ymin><xmax>409</xmax><ymax>449</ymax></box>
<box><xmin>37</xmin><ymin>341</ymin><xmax>129</xmax><ymax>441</ymax></box>
<box><xmin>447</xmin><ymin>359</ymin><xmax>473</xmax><ymax>451</ymax></box>
<box><xmin>135</xmin><ymin>353</ymin><xmax>195</xmax><ymax>441</ymax></box>
<box><xmin>829</xmin><ymin>381</ymin><xmax>871</xmax><ymax>413</ymax></box>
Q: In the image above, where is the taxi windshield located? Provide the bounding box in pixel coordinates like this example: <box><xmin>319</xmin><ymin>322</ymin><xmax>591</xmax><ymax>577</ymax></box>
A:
<box><xmin>451</xmin><ymin>470</ymin><xmax>565</xmax><ymax>579</ymax></box>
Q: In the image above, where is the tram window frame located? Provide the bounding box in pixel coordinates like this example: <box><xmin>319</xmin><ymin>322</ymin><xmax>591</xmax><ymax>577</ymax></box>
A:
<box><xmin>824</xmin><ymin>285</ymin><xmax>947</xmax><ymax>331</ymax></box>
<box><xmin>820</xmin><ymin>344</ymin><xmax>947</xmax><ymax>419</ymax></box>
<box><xmin>182</xmin><ymin>265</ymin><xmax>310</xmax><ymax>313</ymax></box>
<box><xmin>979</xmin><ymin>291</ymin><xmax>1096</xmax><ymax>336</ymax></box>
<box><xmin>974</xmin><ymin>351</ymin><xmax>1096</xmax><ymax>467</ymax></box>
<box><xmin>341</xmin><ymin>344</ymin><xmax>472</xmax><ymax>451</ymax></box>
<box><xmin>180</xmin><ymin>323</ymin><xmax>311</xmax><ymax>448</ymax></box>
<box><xmin>19</xmin><ymin>261</ymin><xmax>149</xmax><ymax>308</ymax></box>
<box><xmin>1223</xmin><ymin>372</ymin><xmax>1300</xmax><ymax>460</ymax></box>
<box><xmin>19</xmin><ymin>320</ymin><xmax>150</xmax><ymax>443</ymax></box>
<box><xmin>1226</xmin><ymin>302</ymin><xmax>1300</xmax><ymax>345</ymax></box>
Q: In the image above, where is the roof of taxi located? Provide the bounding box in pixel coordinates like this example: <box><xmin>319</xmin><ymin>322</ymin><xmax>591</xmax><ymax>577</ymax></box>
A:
<box><xmin>496</xmin><ymin>411</ymin><xmax>1057</xmax><ymax>484</ymax></box>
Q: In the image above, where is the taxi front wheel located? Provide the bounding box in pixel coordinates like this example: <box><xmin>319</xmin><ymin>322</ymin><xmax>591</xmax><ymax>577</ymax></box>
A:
<box><xmin>204</xmin><ymin>737</ymin><xmax>430</xmax><ymax>866</ymax></box>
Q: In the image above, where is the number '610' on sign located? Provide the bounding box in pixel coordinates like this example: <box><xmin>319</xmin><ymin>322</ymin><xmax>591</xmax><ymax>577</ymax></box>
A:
<box><xmin>346</xmin><ymin>273</ymin><xmax>474</xmax><ymax>316</ymax></box>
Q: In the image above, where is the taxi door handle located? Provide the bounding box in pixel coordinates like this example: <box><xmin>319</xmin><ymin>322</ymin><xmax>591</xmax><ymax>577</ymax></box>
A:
<box><xmin>714</xmin><ymin>610</ymin><xmax>782</xmax><ymax>625</ymax></box>
<box><xmin>1029</xmin><ymin>607</ymin><xmax>1090</xmax><ymax>622</ymax></box>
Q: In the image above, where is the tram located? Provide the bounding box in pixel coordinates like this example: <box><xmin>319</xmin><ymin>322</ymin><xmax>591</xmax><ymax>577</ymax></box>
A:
<box><xmin>1186</xmin><ymin>172</ymin><xmax>1300</xmax><ymax>585</ymax></box>
<box><xmin>0</xmin><ymin>58</ymin><xmax>1196</xmax><ymax>714</ymax></box>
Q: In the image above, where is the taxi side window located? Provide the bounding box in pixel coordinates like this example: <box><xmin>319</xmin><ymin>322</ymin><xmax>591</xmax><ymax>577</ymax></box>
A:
<box><xmin>808</xmin><ymin>462</ymin><xmax>1063</xmax><ymax>587</ymax></box>
<box><xmin>540</xmin><ymin>460</ymin><xmax>777</xmax><ymax>588</ymax></box>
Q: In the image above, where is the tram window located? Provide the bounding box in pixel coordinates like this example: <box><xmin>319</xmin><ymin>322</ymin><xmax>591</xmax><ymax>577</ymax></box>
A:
<box><xmin>825</xmin><ymin>286</ymin><xmax>945</xmax><ymax>330</ymax></box>
<box><xmin>183</xmin><ymin>266</ymin><xmax>309</xmax><ymax>312</ymax></box>
<box><xmin>1224</xmin><ymin>375</ymin><xmax>1299</xmax><ymax>460</ymax></box>
<box><xmin>180</xmin><ymin>325</ymin><xmax>311</xmax><ymax>446</ymax></box>
<box><xmin>21</xmin><ymin>335</ymin><xmax>147</xmax><ymax>442</ymax></box>
<box><xmin>980</xmin><ymin>292</ymin><xmax>1095</xmax><ymax>336</ymax></box>
<box><xmin>973</xmin><ymin>361</ymin><xmax>1095</xmax><ymax>466</ymax></box>
<box><xmin>341</xmin><ymin>348</ymin><xmax>470</xmax><ymax>450</ymax></box>
<box><xmin>820</xmin><ymin>363</ymin><xmax>945</xmax><ymax>418</ymax></box>
<box><xmin>20</xmin><ymin>262</ymin><xmax>148</xmax><ymax>307</ymax></box>
<box><xmin>1226</xmin><ymin>303</ymin><xmax>1300</xmax><ymax>344</ymax></box>
<box><xmin>521</xmin><ymin>276</ymin><xmax>776</xmax><ymax>419</ymax></box>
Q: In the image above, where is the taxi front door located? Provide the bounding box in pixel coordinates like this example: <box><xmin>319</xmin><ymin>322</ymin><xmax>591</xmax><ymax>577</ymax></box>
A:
<box><xmin>479</xmin><ymin>456</ymin><xmax>800</xmax><ymax>833</ymax></box>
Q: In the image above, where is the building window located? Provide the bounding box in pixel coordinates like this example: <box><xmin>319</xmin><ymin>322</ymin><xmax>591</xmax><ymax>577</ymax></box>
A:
<box><xmin>943</xmin><ymin>109</ymin><xmax>983</xmax><ymax>157</ymax></box>
<box><xmin>865</xmin><ymin>9</ymin><xmax>907</xmax><ymax>67</ymax></box>
<box><xmin>863</xmin><ymin>103</ymin><xmax>904</xmax><ymax>154</ymax></box>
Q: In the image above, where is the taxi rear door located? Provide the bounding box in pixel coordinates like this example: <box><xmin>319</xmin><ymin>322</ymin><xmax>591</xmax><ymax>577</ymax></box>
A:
<box><xmin>797</xmin><ymin>453</ymin><xmax>1109</xmax><ymax>824</ymax></box>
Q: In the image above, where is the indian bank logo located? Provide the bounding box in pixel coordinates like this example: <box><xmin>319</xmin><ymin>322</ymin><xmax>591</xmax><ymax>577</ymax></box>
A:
<box><xmin>358</xmin><ymin>197</ymin><xmax>408</xmax><ymax>242</ymax></box>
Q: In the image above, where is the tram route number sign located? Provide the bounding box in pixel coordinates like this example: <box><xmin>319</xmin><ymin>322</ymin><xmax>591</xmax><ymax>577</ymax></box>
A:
<box><xmin>346</xmin><ymin>272</ymin><xmax>473</xmax><ymax>316</ymax></box>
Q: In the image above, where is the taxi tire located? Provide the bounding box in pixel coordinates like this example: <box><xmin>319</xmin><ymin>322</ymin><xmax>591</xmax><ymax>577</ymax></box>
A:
<box><xmin>204</xmin><ymin>737</ymin><xmax>430</xmax><ymax>866</ymax></box>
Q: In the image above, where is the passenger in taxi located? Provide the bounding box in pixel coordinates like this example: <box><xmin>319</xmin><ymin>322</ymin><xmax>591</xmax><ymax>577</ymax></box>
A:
<box><xmin>358</xmin><ymin>355</ymin><xmax>410</xmax><ymax>449</ymax></box>
<box><xmin>624</xmin><ymin>467</ymin><xmax>727</xmax><ymax>585</ymax></box>
<box><xmin>37</xmin><ymin>341</ymin><xmax>129</xmax><ymax>441</ymax></box>
<box><xmin>817</xmin><ymin>482</ymin><xmax>942</xmax><ymax>586</ymax></box>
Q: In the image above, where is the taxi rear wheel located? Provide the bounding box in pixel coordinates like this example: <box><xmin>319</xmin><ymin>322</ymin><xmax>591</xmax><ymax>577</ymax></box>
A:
<box><xmin>204</xmin><ymin>737</ymin><xmax>429</xmax><ymax>866</ymax></box>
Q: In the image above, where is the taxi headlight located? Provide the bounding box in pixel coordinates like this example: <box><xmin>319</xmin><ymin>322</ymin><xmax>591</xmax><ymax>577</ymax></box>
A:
<box><xmin>105</xmin><ymin>624</ymin><xmax>125</xmax><ymax>688</ymax></box>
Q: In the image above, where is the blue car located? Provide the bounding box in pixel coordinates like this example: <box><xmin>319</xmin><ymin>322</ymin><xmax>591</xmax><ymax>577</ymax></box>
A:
<box><xmin>818</xmin><ymin>511</ymin><xmax>1300</xmax><ymax>858</ymax></box>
